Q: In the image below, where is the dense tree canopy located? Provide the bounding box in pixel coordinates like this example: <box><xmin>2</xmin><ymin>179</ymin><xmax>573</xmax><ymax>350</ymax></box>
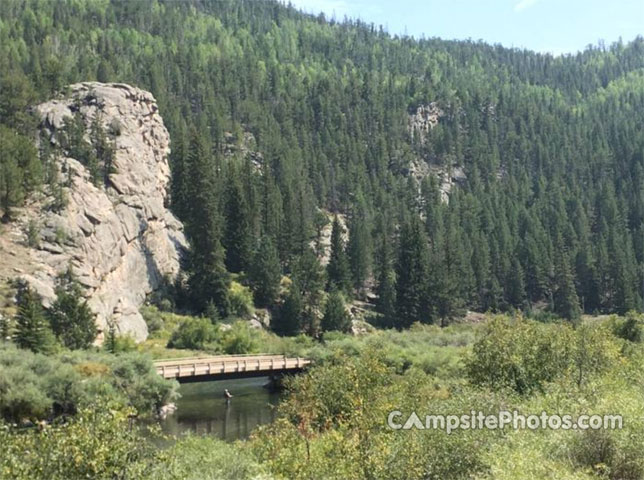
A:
<box><xmin>1</xmin><ymin>0</ymin><xmax>644</xmax><ymax>326</ymax></box>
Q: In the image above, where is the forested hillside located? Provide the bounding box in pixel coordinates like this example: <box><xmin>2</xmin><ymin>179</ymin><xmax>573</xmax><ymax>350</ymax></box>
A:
<box><xmin>1</xmin><ymin>0</ymin><xmax>644</xmax><ymax>328</ymax></box>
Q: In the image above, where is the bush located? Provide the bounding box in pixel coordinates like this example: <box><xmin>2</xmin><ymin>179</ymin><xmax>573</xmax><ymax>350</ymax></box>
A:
<box><xmin>0</xmin><ymin>344</ymin><xmax>178</xmax><ymax>421</ymax></box>
<box><xmin>564</xmin><ymin>427</ymin><xmax>644</xmax><ymax>480</ymax></box>
<box><xmin>105</xmin><ymin>333</ymin><xmax>138</xmax><ymax>353</ymax></box>
<box><xmin>147</xmin><ymin>275</ymin><xmax>177</xmax><ymax>312</ymax></box>
<box><xmin>0</xmin><ymin>366</ymin><xmax>51</xmax><ymax>422</ymax></box>
<box><xmin>145</xmin><ymin>312</ymin><xmax>165</xmax><ymax>336</ymax></box>
<box><xmin>26</xmin><ymin>219</ymin><xmax>40</xmax><ymax>247</ymax></box>
<box><xmin>167</xmin><ymin>317</ymin><xmax>220</xmax><ymax>351</ymax></box>
<box><xmin>140</xmin><ymin>305</ymin><xmax>197</xmax><ymax>341</ymax></box>
<box><xmin>221</xmin><ymin>321</ymin><xmax>259</xmax><ymax>354</ymax></box>
<box><xmin>0</xmin><ymin>405</ymin><xmax>264</xmax><ymax>480</ymax></box>
<box><xmin>466</xmin><ymin>316</ymin><xmax>621</xmax><ymax>394</ymax></box>
<box><xmin>228</xmin><ymin>281</ymin><xmax>254</xmax><ymax>318</ymax></box>
<box><xmin>103</xmin><ymin>320</ymin><xmax>138</xmax><ymax>354</ymax></box>
<box><xmin>0</xmin><ymin>402</ymin><xmax>159</xmax><ymax>480</ymax></box>
<box><xmin>151</xmin><ymin>436</ymin><xmax>265</xmax><ymax>480</ymax></box>
<box><xmin>110</xmin><ymin>353</ymin><xmax>178</xmax><ymax>413</ymax></box>
<box><xmin>613</xmin><ymin>311</ymin><xmax>643</xmax><ymax>343</ymax></box>
<box><xmin>250</xmin><ymin>349</ymin><xmax>493</xmax><ymax>480</ymax></box>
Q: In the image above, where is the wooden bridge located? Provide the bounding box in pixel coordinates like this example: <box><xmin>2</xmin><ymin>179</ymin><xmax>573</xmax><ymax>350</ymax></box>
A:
<box><xmin>154</xmin><ymin>354</ymin><xmax>312</xmax><ymax>383</ymax></box>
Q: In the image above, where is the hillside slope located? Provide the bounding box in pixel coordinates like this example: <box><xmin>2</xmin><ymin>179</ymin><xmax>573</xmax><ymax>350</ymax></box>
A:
<box><xmin>0</xmin><ymin>0</ymin><xmax>643</xmax><ymax>326</ymax></box>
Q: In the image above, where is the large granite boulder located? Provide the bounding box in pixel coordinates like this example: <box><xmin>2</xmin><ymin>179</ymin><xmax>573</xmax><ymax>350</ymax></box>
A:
<box><xmin>14</xmin><ymin>82</ymin><xmax>187</xmax><ymax>341</ymax></box>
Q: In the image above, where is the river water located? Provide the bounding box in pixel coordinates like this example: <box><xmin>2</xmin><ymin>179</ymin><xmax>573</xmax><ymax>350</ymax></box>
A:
<box><xmin>161</xmin><ymin>377</ymin><xmax>282</xmax><ymax>441</ymax></box>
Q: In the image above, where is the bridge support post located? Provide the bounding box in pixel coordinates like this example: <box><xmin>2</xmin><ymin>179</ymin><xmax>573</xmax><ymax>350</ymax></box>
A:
<box><xmin>264</xmin><ymin>373</ymin><xmax>286</xmax><ymax>392</ymax></box>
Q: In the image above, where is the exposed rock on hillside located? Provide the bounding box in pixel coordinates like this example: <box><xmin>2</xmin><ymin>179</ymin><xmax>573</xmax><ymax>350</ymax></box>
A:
<box><xmin>311</xmin><ymin>210</ymin><xmax>347</xmax><ymax>266</ymax></box>
<box><xmin>7</xmin><ymin>82</ymin><xmax>187</xmax><ymax>341</ymax></box>
<box><xmin>406</xmin><ymin>103</ymin><xmax>466</xmax><ymax>203</ymax></box>
<box><xmin>408</xmin><ymin>103</ymin><xmax>443</xmax><ymax>145</ymax></box>
<box><xmin>223</xmin><ymin>130</ymin><xmax>264</xmax><ymax>171</ymax></box>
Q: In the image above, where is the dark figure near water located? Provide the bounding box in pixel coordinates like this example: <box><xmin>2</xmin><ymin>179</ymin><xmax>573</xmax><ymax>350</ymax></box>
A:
<box><xmin>223</xmin><ymin>389</ymin><xmax>233</xmax><ymax>401</ymax></box>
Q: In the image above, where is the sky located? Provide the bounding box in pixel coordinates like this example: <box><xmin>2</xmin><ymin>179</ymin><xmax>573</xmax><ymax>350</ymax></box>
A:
<box><xmin>286</xmin><ymin>0</ymin><xmax>644</xmax><ymax>55</ymax></box>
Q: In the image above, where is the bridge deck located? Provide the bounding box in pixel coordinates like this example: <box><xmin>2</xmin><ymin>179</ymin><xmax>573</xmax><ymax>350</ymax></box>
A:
<box><xmin>154</xmin><ymin>354</ymin><xmax>312</xmax><ymax>382</ymax></box>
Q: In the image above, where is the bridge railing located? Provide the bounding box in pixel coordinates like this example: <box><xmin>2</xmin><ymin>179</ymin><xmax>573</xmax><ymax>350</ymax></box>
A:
<box><xmin>154</xmin><ymin>354</ymin><xmax>311</xmax><ymax>380</ymax></box>
<box><xmin>154</xmin><ymin>353</ymin><xmax>287</xmax><ymax>364</ymax></box>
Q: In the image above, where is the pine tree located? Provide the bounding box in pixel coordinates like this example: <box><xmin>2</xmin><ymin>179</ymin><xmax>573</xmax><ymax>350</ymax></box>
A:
<box><xmin>185</xmin><ymin>129</ymin><xmax>231</xmax><ymax>316</ymax></box>
<box><xmin>48</xmin><ymin>268</ymin><xmax>97</xmax><ymax>350</ymax></box>
<box><xmin>260</xmin><ymin>167</ymin><xmax>285</xmax><ymax>259</ymax></box>
<box><xmin>96</xmin><ymin>59</ymin><xmax>113</xmax><ymax>83</ymax></box>
<box><xmin>292</xmin><ymin>248</ymin><xmax>325</xmax><ymax>335</ymax></box>
<box><xmin>13</xmin><ymin>281</ymin><xmax>55</xmax><ymax>353</ymax></box>
<box><xmin>471</xmin><ymin>232</ymin><xmax>492</xmax><ymax>311</ymax></box>
<box><xmin>347</xmin><ymin>212</ymin><xmax>372</xmax><ymax>295</ymax></box>
<box><xmin>274</xmin><ymin>283</ymin><xmax>302</xmax><ymax>336</ymax></box>
<box><xmin>375</xmin><ymin>232</ymin><xmax>396</xmax><ymax>327</ymax></box>
<box><xmin>608</xmin><ymin>230</ymin><xmax>640</xmax><ymax>314</ymax></box>
<box><xmin>293</xmin><ymin>247</ymin><xmax>325</xmax><ymax>306</ymax></box>
<box><xmin>249</xmin><ymin>235</ymin><xmax>282</xmax><ymax>307</ymax></box>
<box><xmin>62</xmin><ymin>112</ymin><xmax>91</xmax><ymax>166</ymax></box>
<box><xmin>553</xmin><ymin>247</ymin><xmax>582</xmax><ymax>322</ymax></box>
<box><xmin>90</xmin><ymin>114</ymin><xmax>115</xmax><ymax>186</ymax></box>
<box><xmin>575</xmin><ymin>241</ymin><xmax>600</xmax><ymax>313</ymax></box>
<box><xmin>223</xmin><ymin>175</ymin><xmax>252</xmax><ymax>273</ymax></box>
<box><xmin>506</xmin><ymin>256</ymin><xmax>527</xmax><ymax>309</ymax></box>
<box><xmin>321</xmin><ymin>289</ymin><xmax>352</xmax><ymax>333</ymax></box>
<box><xmin>104</xmin><ymin>318</ymin><xmax>118</xmax><ymax>354</ymax></box>
<box><xmin>0</xmin><ymin>126</ymin><xmax>38</xmax><ymax>221</ymax></box>
<box><xmin>428</xmin><ymin>211</ymin><xmax>467</xmax><ymax>325</ymax></box>
<box><xmin>376</xmin><ymin>270</ymin><xmax>396</xmax><ymax>327</ymax></box>
<box><xmin>395</xmin><ymin>217</ymin><xmax>431</xmax><ymax>328</ymax></box>
<box><xmin>169</xmin><ymin>121</ymin><xmax>190</xmax><ymax>220</ymax></box>
<box><xmin>327</xmin><ymin>216</ymin><xmax>351</xmax><ymax>293</ymax></box>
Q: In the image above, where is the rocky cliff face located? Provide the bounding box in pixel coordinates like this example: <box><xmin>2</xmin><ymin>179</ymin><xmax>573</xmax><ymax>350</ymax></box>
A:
<box><xmin>408</xmin><ymin>103</ymin><xmax>443</xmax><ymax>145</ymax></box>
<box><xmin>406</xmin><ymin>103</ymin><xmax>466</xmax><ymax>203</ymax></box>
<box><xmin>7</xmin><ymin>82</ymin><xmax>187</xmax><ymax>341</ymax></box>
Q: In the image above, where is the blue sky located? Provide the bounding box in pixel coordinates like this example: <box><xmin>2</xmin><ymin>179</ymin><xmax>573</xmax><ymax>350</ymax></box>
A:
<box><xmin>286</xmin><ymin>0</ymin><xmax>644</xmax><ymax>55</ymax></box>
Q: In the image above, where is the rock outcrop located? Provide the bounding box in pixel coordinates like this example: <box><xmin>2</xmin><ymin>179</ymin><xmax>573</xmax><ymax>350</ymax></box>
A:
<box><xmin>8</xmin><ymin>82</ymin><xmax>187</xmax><ymax>341</ymax></box>
<box><xmin>310</xmin><ymin>210</ymin><xmax>347</xmax><ymax>267</ymax></box>
<box><xmin>406</xmin><ymin>103</ymin><xmax>466</xmax><ymax>203</ymax></box>
<box><xmin>408</xmin><ymin>103</ymin><xmax>443</xmax><ymax>145</ymax></box>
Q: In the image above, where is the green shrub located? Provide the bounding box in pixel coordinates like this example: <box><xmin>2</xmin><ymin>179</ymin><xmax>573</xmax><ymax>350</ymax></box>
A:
<box><xmin>613</xmin><ymin>311</ymin><xmax>643</xmax><ymax>343</ymax></box>
<box><xmin>140</xmin><ymin>305</ymin><xmax>197</xmax><ymax>341</ymax></box>
<box><xmin>221</xmin><ymin>321</ymin><xmax>259</xmax><ymax>354</ymax></box>
<box><xmin>151</xmin><ymin>436</ymin><xmax>265</xmax><ymax>480</ymax></box>
<box><xmin>0</xmin><ymin>344</ymin><xmax>178</xmax><ymax>421</ymax></box>
<box><xmin>0</xmin><ymin>402</ymin><xmax>159</xmax><ymax>480</ymax></box>
<box><xmin>564</xmin><ymin>427</ymin><xmax>644</xmax><ymax>480</ymax></box>
<box><xmin>110</xmin><ymin>353</ymin><xmax>178</xmax><ymax>413</ymax></box>
<box><xmin>466</xmin><ymin>316</ymin><xmax>621</xmax><ymax>394</ymax></box>
<box><xmin>26</xmin><ymin>219</ymin><xmax>40</xmax><ymax>247</ymax></box>
<box><xmin>167</xmin><ymin>316</ymin><xmax>220</xmax><ymax>351</ymax></box>
<box><xmin>251</xmin><ymin>349</ymin><xmax>493</xmax><ymax>480</ymax></box>
<box><xmin>146</xmin><ymin>313</ymin><xmax>165</xmax><ymax>335</ymax></box>
<box><xmin>228</xmin><ymin>281</ymin><xmax>254</xmax><ymax>318</ymax></box>
<box><xmin>0</xmin><ymin>366</ymin><xmax>51</xmax><ymax>422</ymax></box>
<box><xmin>108</xmin><ymin>334</ymin><xmax>138</xmax><ymax>353</ymax></box>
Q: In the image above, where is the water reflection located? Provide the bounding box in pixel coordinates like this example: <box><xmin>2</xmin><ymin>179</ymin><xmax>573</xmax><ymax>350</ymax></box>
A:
<box><xmin>162</xmin><ymin>376</ymin><xmax>281</xmax><ymax>442</ymax></box>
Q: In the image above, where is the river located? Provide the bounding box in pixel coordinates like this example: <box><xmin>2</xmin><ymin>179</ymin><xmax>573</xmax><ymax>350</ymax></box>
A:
<box><xmin>161</xmin><ymin>377</ymin><xmax>282</xmax><ymax>441</ymax></box>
